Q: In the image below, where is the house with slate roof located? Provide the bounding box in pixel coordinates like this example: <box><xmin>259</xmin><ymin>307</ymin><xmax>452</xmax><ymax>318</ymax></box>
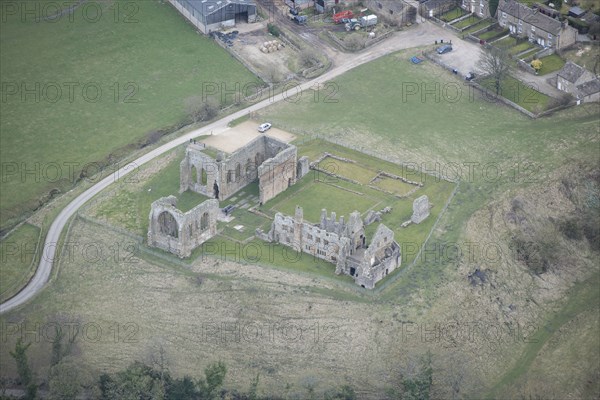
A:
<box><xmin>496</xmin><ymin>0</ymin><xmax>577</xmax><ymax>50</ymax></box>
<box><xmin>556</xmin><ymin>61</ymin><xmax>600</xmax><ymax>103</ymax></box>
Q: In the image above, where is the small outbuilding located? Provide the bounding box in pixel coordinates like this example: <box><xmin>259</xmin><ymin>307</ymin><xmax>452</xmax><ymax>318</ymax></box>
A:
<box><xmin>568</xmin><ymin>6</ymin><xmax>586</xmax><ymax>18</ymax></box>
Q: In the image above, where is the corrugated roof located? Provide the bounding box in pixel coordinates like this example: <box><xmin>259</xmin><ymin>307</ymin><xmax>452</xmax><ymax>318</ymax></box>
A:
<box><xmin>186</xmin><ymin>0</ymin><xmax>254</xmax><ymax>17</ymax></box>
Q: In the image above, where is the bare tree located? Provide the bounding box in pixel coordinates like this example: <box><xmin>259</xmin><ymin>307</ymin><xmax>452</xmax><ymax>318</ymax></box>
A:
<box><xmin>477</xmin><ymin>46</ymin><xmax>512</xmax><ymax>95</ymax></box>
<box><xmin>264</xmin><ymin>64</ymin><xmax>282</xmax><ymax>84</ymax></box>
<box><xmin>185</xmin><ymin>96</ymin><xmax>220</xmax><ymax>123</ymax></box>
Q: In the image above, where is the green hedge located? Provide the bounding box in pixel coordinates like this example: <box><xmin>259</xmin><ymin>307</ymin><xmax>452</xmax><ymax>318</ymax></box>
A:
<box><xmin>567</xmin><ymin>17</ymin><xmax>589</xmax><ymax>33</ymax></box>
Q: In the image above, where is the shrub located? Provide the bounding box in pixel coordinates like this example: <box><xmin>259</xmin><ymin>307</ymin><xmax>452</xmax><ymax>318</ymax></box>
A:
<box><xmin>184</xmin><ymin>96</ymin><xmax>220</xmax><ymax>123</ymax></box>
<box><xmin>559</xmin><ymin>218</ymin><xmax>583</xmax><ymax>240</ymax></box>
<box><xmin>582</xmin><ymin>210</ymin><xmax>600</xmax><ymax>251</ymax></box>
<box><xmin>344</xmin><ymin>33</ymin><xmax>366</xmax><ymax>51</ymax></box>
<box><xmin>267</xmin><ymin>23</ymin><xmax>280</xmax><ymax>37</ymax></box>
<box><xmin>567</xmin><ymin>17</ymin><xmax>589</xmax><ymax>34</ymax></box>
<box><xmin>510</xmin><ymin>232</ymin><xmax>558</xmax><ymax>275</ymax></box>
<box><xmin>299</xmin><ymin>48</ymin><xmax>320</xmax><ymax>68</ymax></box>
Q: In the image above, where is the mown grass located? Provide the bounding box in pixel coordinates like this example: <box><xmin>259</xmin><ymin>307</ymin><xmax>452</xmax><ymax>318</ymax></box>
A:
<box><xmin>0</xmin><ymin>223</ymin><xmax>41</xmax><ymax>302</ymax></box>
<box><xmin>0</xmin><ymin>0</ymin><xmax>260</xmax><ymax>230</ymax></box>
<box><xmin>536</xmin><ymin>54</ymin><xmax>566</xmax><ymax>75</ymax></box>
<box><xmin>508</xmin><ymin>41</ymin><xmax>537</xmax><ymax>56</ymax></box>
<box><xmin>462</xmin><ymin>19</ymin><xmax>495</xmax><ymax>35</ymax></box>
<box><xmin>493</xmin><ymin>36</ymin><xmax>517</xmax><ymax>48</ymax></box>
<box><xmin>94</xmin><ymin>148</ymin><xmax>209</xmax><ymax>236</ymax></box>
<box><xmin>519</xmin><ymin>48</ymin><xmax>540</xmax><ymax>60</ymax></box>
<box><xmin>452</xmin><ymin>15</ymin><xmax>482</xmax><ymax>30</ymax></box>
<box><xmin>478</xmin><ymin>28</ymin><xmax>509</xmax><ymax>41</ymax></box>
<box><xmin>439</xmin><ymin>7</ymin><xmax>468</xmax><ymax>22</ymax></box>
<box><xmin>266</xmin><ymin>177</ymin><xmax>380</xmax><ymax>224</ymax></box>
<box><xmin>479</xmin><ymin>75</ymin><xmax>551</xmax><ymax>113</ymax></box>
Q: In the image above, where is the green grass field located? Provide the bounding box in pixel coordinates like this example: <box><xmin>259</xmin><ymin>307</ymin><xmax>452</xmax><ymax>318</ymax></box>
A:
<box><xmin>439</xmin><ymin>7</ymin><xmax>468</xmax><ymax>22</ymax></box>
<box><xmin>519</xmin><ymin>48</ymin><xmax>540</xmax><ymax>60</ymax></box>
<box><xmin>94</xmin><ymin>147</ymin><xmax>209</xmax><ymax>236</ymax></box>
<box><xmin>462</xmin><ymin>19</ymin><xmax>495</xmax><ymax>35</ymax></box>
<box><xmin>478</xmin><ymin>28</ymin><xmax>509</xmax><ymax>41</ymax></box>
<box><xmin>452</xmin><ymin>15</ymin><xmax>482</xmax><ymax>30</ymax></box>
<box><xmin>493</xmin><ymin>36</ymin><xmax>517</xmax><ymax>48</ymax></box>
<box><xmin>508</xmin><ymin>41</ymin><xmax>537</xmax><ymax>56</ymax></box>
<box><xmin>0</xmin><ymin>0</ymin><xmax>260</xmax><ymax>231</ymax></box>
<box><xmin>0</xmin><ymin>223</ymin><xmax>41</xmax><ymax>302</ymax></box>
<box><xmin>479</xmin><ymin>75</ymin><xmax>551</xmax><ymax>113</ymax></box>
<box><xmin>537</xmin><ymin>54</ymin><xmax>566</xmax><ymax>75</ymax></box>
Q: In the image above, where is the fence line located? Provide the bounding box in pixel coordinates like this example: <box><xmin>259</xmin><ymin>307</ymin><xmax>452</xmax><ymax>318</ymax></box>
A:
<box><xmin>421</xmin><ymin>51</ymin><xmax>545</xmax><ymax>118</ymax></box>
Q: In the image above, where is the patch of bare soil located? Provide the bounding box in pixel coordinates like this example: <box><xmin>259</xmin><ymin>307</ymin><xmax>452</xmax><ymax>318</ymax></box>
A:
<box><xmin>232</xmin><ymin>29</ymin><xmax>300</xmax><ymax>82</ymax></box>
<box><xmin>201</xmin><ymin>120</ymin><xmax>296</xmax><ymax>153</ymax></box>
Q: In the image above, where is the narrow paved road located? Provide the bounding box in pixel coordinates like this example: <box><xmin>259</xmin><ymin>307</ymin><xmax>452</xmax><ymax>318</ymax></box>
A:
<box><xmin>0</xmin><ymin>21</ymin><xmax>480</xmax><ymax>314</ymax></box>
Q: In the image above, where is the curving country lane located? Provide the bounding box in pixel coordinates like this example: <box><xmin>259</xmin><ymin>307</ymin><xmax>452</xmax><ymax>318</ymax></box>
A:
<box><xmin>0</xmin><ymin>21</ymin><xmax>475</xmax><ymax>314</ymax></box>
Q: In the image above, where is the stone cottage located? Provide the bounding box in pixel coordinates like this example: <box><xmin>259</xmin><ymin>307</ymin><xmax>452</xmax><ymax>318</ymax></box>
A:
<box><xmin>556</xmin><ymin>61</ymin><xmax>600</xmax><ymax>103</ymax></box>
<box><xmin>496</xmin><ymin>0</ymin><xmax>577</xmax><ymax>50</ymax></box>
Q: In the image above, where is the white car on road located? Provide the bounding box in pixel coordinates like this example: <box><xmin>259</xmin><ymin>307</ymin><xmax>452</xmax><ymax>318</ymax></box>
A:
<box><xmin>258</xmin><ymin>122</ymin><xmax>272</xmax><ymax>133</ymax></box>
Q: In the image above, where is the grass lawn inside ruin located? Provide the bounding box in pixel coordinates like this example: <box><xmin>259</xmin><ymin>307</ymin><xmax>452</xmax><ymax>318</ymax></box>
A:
<box><xmin>0</xmin><ymin>0</ymin><xmax>261</xmax><ymax>230</ymax></box>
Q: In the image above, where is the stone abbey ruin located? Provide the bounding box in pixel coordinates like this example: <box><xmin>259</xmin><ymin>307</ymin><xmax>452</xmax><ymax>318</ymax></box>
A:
<box><xmin>147</xmin><ymin>196</ymin><xmax>219</xmax><ymax>258</ymax></box>
<box><xmin>179</xmin><ymin>135</ymin><xmax>303</xmax><ymax>204</ymax></box>
<box><xmin>148</xmin><ymin>134</ymin><xmax>431</xmax><ymax>288</ymax></box>
<box><xmin>257</xmin><ymin>206</ymin><xmax>401</xmax><ymax>289</ymax></box>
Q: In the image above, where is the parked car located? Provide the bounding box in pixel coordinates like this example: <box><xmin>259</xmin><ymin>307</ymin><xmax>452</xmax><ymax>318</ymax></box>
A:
<box><xmin>465</xmin><ymin>72</ymin><xmax>476</xmax><ymax>81</ymax></box>
<box><xmin>437</xmin><ymin>44</ymin><xmax>452</xmax><ymax>54</ymax></box>
<box><xmin>289</xmin><ymin>7</ymin><xmax>299</xmax><ymax>15</ymax></box>
<box><xmin>292</xmin><ymin>15</ymin><xmax>307</xmax><ymax>24</ymax></box>
<box><xmin>258</xmin><ymin>122</ymin><xmax>272</xmax><ymax>132</ymax></box>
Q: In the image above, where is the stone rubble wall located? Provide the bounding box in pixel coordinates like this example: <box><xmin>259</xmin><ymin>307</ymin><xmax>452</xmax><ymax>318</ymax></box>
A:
<box><xmin>148</xmin><ymin>196</ymin><xmax>219</xmax><ymax>258</ymax></box>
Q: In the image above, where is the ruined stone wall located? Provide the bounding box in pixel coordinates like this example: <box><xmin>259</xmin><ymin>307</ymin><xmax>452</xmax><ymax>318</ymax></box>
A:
<box><xmin>258</xmin><ymin>145</ymin><xmax>297</xmax><ymax>204</ymax></box>
<box><xmin>320</xmin><ymin>209</ymin><xmax>364</xmax><ymax>251</ymax></box>
<box><xmin>268</xmin><ymin>207</ymin><xmax>350</xmax><ymax>271</ymax></box>
<box><xmin>148</xmin><ymin>196</ymin><xmax>219</xmax><ymax>258</ymax></box>
<box><xmin>218</xmin><ymin>136</ymin><xmax>267</xmax><ymax>199</ymax></box>
<box><xmin>300</xmin><ymin>222</ymin><xmax>351</xmax><ymax>270</ymax></box>
<box><xmin>297</xmin><ymin>156</ymin><xmax>309</xmax><ymax>180</ymax></box>
<box><xmin>355</xmin><ymin>225</ymin><xmax>401</xmax><ymax>289</ymax></box>
<box><xmin>180</xmin><ymin>144</ymin><xmax>220</xmax><ymax>198</ymax></box>
<box><xmin>180</xmin><ymin>136</ymin><xmax>297</xmax><ymax>203</ymax></box>
<box><xmin>265</xmin><ymin>206</ymin><xmax>401</xmax><ymax>289</ymax></box>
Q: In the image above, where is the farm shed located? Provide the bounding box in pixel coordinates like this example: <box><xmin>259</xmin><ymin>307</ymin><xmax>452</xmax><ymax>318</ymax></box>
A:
<box><xmin>169</xmin><ymin>0</ymin><xmax>257</xmax><ymax>34</ymax></box>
